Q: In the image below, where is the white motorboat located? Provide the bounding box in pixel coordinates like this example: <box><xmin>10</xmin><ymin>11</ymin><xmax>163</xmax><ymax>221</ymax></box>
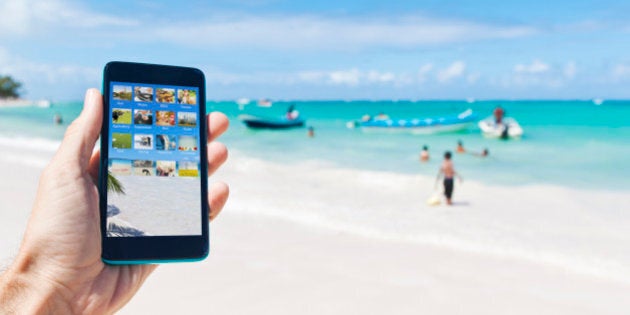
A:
<box><xmin>478</xmin><ymin>117</ymin><xmax>523</xmax><ymax>139</ymax></box>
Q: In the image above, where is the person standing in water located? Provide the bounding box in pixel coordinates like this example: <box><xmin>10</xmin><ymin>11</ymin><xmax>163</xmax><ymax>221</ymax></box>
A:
<box><xmin>286</xmin><ymin>104</ymin><xmax>299</xmax><ymax>120</ymax></box>
<box><xmin>436</xmin><ymin>151</ymin><xmax>462</xmax><ymax>205</ymax></box>
<box><xmin>53</xmin><ymin>113</ymin><xmax>63</xmax><ymax>125</ymax></box>
<box><xmin>494</xmin><ymin>106</ymin><xmax>505</xmax><ymax>124</ymax></box>
<box><xmin>420</xmin><ymin>145</ymin><xmax>429</xmax><ymax>162</ymax></box>
<box><xmin>307</xmin><ymin>126</ymin><xmax>315</xmax><ymax>138</ymax></box>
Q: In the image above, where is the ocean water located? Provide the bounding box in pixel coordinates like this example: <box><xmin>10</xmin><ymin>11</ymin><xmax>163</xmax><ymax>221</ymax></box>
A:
<box><xmin>223</xmin><ymin>100</ymin><xmax>630</xmax><ymax>191</ymax></box>
<box><xmin>1</xmin><ymin>100</ymin><xmax>629</xmax><ymax>190</ymax></box>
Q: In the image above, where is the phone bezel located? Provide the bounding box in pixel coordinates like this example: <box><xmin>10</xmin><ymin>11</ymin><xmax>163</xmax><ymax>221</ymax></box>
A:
<box><xmin>100</xmin><ymin>61</ymin><xmax>209</xmax><ymax>263</ymax></box>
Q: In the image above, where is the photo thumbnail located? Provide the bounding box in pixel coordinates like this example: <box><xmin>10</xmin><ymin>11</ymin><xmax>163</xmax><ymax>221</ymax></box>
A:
<box><xmin>178</xmin><ymin>89</ymin><xmax>197</xmax><ymax>105</ymax></box>
<box><xmin>109</xmin><ymin>159</ymin><xmax>131</xmax><ymax>175</ymax></box>
<box><xmin>133</xmin><ymin>109</ymin><xmax>153</xmax><ymax>125</ymax></box>
<box><xmin>112</xmin><ymin>133</ymin><xmax>132</xmax><ymax>149</ymax></box>
<box><xmin>112</xmin><ymin>108</ymin><xmax>131</xmax><ymax>124</ymax></box>
<box><xmin>178</xmin><ymin>135</ymin><xmax>198</xmax><ymax>151</ymax></box>
<box><xmin>156</xmin><ymin>110</ymin><xmax>175</xmax><ymax>126</ymax></box>
<box><xmin>178</xmin><ymin>161</ymin><xmax>199</xmax><ymax>177</ymax></box>
<box><xmin>156</xmin><ymin>134</ymin><xmax>177</xmax><ymax>151</ymax></box>
<box><xmin>156</xmin><ymin>160</ymin><xmax>176</xmax><ymax>177</ymax></box>
<box><xmin>177</xmin><ymin>112</ymin><xmax>197</xmax><ymax>127</ymax></box>
<box><xmin>113</xmin><ymin>85</ymin><xmax>132</xmax><ymax>101</ymax></box>
<box><xmin>133</xmin><ymin>160</ymin><xmax>155</xmax><ymax>176</ymax></box>
<box><xmin>134</xmin><ymin>86</ymin><xmax>153</xmax><ymax>102</ymax></box>
<box><xmin>134</xmin><ymin>134</ymin><xmax>154</xmax><ymax>150</ymax></box>
<box><xmin>156</xmin><ymin>88</ymin><xmax>175</xmax><ymax>103</ymax></box>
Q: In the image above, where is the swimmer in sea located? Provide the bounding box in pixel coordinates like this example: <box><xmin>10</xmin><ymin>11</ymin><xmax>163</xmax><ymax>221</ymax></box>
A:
<box><xmin>471</xmin><ymin>148</ymin><xmax>489</xmax><ymax>158</ymax></box>
<box><xmin>456</xmin><ymin>140</ymin><xmax>465</xmax><ymax>153</ymax></box>
<box><xmin>420</xmin><ymin>145</ymin><xmax>429</xmax><ymax>162</ymax></box>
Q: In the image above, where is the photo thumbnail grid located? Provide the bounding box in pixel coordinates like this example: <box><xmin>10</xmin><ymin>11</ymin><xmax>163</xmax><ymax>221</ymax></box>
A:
<box><xmin>108</xmin><ymin>159</ymin><xmax>200</xmax><ymax>177</ymax></box>
<box><xmin>109</xmin><ymin>82</ymin><xmax>201</xmax><ymax>178</ymax></box>
<box><xmin>113</xmin><ymin>84</ymin><xmax>198</xmax><ymax>105</ymax></box>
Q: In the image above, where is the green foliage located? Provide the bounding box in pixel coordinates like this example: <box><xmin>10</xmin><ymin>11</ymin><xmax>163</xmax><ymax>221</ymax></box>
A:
<box><xmin>0</xmin><ymin>75</ymin><xmax>22</xmax><ymax>98</ymax></box>
<box><xmin>107</xmin><ymin>171</ymin><xmax>126</xmax><ymax>195</ymax></box>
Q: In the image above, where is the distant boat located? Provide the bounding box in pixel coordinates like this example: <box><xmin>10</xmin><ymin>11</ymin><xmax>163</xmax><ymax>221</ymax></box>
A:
<box><xmin>349</xmin><ymin>109</ymin><xmax>476</xmax><ymax>134</ymax></box>
<box><xmin>466</xmin><ymin>97</ymin><xmax>476</xmax><ymax>104</ymax></box>
<box><xmin>35</xmin><ymin>99</ymin><xmax>51</xmax><ymax>108</ymax></box>
<box><xmin>236</xmin><ymin>98</ymin><xmax>250</xmax><ymax>110</ymax></box>
<box><xmin>478</xmin><ymin>117</ymin><xmax>524</xmax><ymax>139</ymax></box>
<box><xmin>236</xmin><ymin>98</ymin><xmax>250</xmax><ymax>106</ymax></box>
<box><xmin>239</xmin><ymin>114</ymin><xmax>305</xmax><ymax>129</ymax></box>
<box><xmin>592</xmin><ymin>98</ymin><xmax>604</xmax><ymax>106</ymax></box>
<box><xmin>257</xmin><ymin>99</ymin><xmax>273</xmax><ymax>107</ymax></box>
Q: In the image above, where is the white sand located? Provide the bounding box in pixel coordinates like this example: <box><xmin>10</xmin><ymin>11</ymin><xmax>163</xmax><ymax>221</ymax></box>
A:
<box><xmin>108</xmin><ymin>176</ymin><xmax>202</xmax><ymax>236</ymax></box>
<box><xmin>1</xmin><ymin>142</ymin><xmax>630</xmax><ymax>314</ymax></box>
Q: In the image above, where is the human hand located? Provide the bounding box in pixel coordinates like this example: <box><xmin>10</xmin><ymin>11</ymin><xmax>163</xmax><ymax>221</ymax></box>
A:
<box><xmin>0</xmin><ymin>89</ymin><xmax>229</xmax><ymax>314</ymax></box>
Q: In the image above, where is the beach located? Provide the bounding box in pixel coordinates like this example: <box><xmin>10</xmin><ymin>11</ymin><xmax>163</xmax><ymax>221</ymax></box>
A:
<box><xmin>5</xmin><ymin>0</ymin><xmax>630</xmax><ymax>311</ymax></box>
<box><xmin>1</xmin><ymin>135</ymin><xmax>630</xmax><ymax>314</ymax></box>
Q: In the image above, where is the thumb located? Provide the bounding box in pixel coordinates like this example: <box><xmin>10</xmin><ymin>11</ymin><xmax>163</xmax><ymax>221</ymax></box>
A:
<box><xmin>55</xmin><ymin>88</ymin><xmax>103</xmax><ymax>168</ymax></box>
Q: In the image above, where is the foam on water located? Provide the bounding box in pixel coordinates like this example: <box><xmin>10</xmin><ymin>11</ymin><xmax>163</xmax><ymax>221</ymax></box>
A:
<box><xmin>0</xmin><ymin>135</ymin><xmax>61</xmax><ymax>152</ymax></box>
<box><xmin>0</xmin><ymin>135</ymin><xmax>60</xmax><ymax>168</ymax></box>
<box><xmin>219</xmin><ymin>151</ymin><xmax>630</xmax><ymax>283</ymax></box>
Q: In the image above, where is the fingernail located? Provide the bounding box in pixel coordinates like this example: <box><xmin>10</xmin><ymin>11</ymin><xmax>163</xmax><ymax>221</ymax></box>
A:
<box><xmin>84</xmin><ymin>88</ymin><xmax>97</xmax><ymax>109</ymax></box>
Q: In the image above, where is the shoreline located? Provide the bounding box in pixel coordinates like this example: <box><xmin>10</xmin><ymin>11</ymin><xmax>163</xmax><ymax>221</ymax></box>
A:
<box><xmin>211</xmin><ymin>152</ymin><xmax>630</xmax><ymax>283</ymax></box>
<box><xmin>0</xmin><ymin>98</ymin><xmax>51</xmax><ymax>108</ymax></box>
<box><xmin>0</xmin><ymin>133</ymin><xmax>627</xmax><ymax>193</ymax></box>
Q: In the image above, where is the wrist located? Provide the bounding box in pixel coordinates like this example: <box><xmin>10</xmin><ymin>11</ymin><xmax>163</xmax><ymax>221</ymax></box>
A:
<box><xmin>0</xmin><ymin>256</ymin><xmax>72</xmax><ymax>314</ymax></box>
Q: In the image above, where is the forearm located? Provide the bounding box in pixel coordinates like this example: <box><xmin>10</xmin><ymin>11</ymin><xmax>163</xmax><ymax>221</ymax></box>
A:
<box><xmin>0</xmin><ymin>259</ymin><xmax>72</xmax><ymax>314</ymax></box>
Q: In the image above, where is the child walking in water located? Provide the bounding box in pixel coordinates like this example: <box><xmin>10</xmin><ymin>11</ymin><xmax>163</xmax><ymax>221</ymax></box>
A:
<box><xmin>436</xmin><ymin>151</ymin><xmax>462</xmax><ymax>205</ymax></box>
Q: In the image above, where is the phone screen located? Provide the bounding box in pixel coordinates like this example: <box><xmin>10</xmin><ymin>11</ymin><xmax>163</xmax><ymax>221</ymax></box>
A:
<box><xmin>106</xmin><ymin>82</ymin><xmax>202</xmax><ymax>237</ymax></box>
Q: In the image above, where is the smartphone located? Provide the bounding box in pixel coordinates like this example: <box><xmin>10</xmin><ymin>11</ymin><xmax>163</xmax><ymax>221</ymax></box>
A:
<box><xmin>99</xmin><ymin>61</ymin><xmax>209</xmax><ymax>264</ymax></box>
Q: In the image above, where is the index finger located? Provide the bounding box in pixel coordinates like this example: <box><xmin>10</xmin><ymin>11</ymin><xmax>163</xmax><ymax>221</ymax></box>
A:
<box><xmin>207</xmin><ymin>112</ymin><xmax>229</xmax><ymax>142</ymax></box>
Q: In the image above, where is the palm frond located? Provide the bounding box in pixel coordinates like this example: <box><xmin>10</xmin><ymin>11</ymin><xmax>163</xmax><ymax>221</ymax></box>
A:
<box><xmin>107</xmin><ymin>171</ymin><xmax>125</xmax><ymax>195</ymax></box>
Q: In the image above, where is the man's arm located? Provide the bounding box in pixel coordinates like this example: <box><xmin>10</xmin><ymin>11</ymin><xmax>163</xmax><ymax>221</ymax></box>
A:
<box><xmin>0</xmin><ymin>89</ymin><xmax>230</xmax><ymax>314</ymax></box>
<box><xmin>0</xmin><ymin>261</ymin><xmax>71</xmax><ymax>314</ymax></box>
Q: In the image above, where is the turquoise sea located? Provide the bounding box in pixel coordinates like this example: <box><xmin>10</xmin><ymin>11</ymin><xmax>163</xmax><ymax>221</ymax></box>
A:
<box><xmin>1</xmin><ymin>100</ymin><xmax>628</xmax><ymax>190</ymax></box>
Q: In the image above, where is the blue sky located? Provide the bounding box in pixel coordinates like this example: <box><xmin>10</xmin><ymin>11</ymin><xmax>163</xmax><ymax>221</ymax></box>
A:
<box><xmin>1</xmin><ymin>0</ymin><xmax>630</xmax><ymax>100</ymax></box>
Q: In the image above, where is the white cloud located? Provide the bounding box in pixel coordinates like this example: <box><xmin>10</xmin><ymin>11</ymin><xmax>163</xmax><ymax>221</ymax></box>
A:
<box><xmin>296</xmin><ymin>69</ymin><xmax>402</xmax><ymax>86</ymax></box>
<box><xmin>612</xmin><ymin>63</ymin><xmax>630</xmax><ymax>79</ymax></box>
<box><xmin>147</xmin><ymin>15</ymin><xmax>536</xmax><ymax>51</ymax></box>
<box><xmin>564</xmin><ymin>61</ymin><xmax>577</xmax><ymax>79</ymax></box>
<box><xmin>207</xmin><ymin>64</ymin><xmax>473</xmax><ymax>88</ymax></box>
<box><xmin>495</xmin><ymin>60</ymin><xmax>577</xmax><ymax>89</ymax></box>
<box><xmin>0</xmin><ymin>0</ymin><xmax>137</xmax><ymax>36</ymax></box>
<box><xmin>437</xmin><ymin>61</ymin><xmax>466</xmax><ymax>83</ymax></box>
<box><xmin>328</xmin><ymin>69</ymin><xmax>361</xmax><ymax>86</ymax></box>
<box><xmin>0</xmin><ymin>0</ymin><xmax>29</xmax><ymax>35</ymax></box>
<box><xmin>366</xmin><ymin>70</ymin><xmax>395</xmax><ymax>83</ymax></box>
<box><xmin>514</xmin><ymin>59</ymin><xmax>550</xmax><ymax>74</ymax></box>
